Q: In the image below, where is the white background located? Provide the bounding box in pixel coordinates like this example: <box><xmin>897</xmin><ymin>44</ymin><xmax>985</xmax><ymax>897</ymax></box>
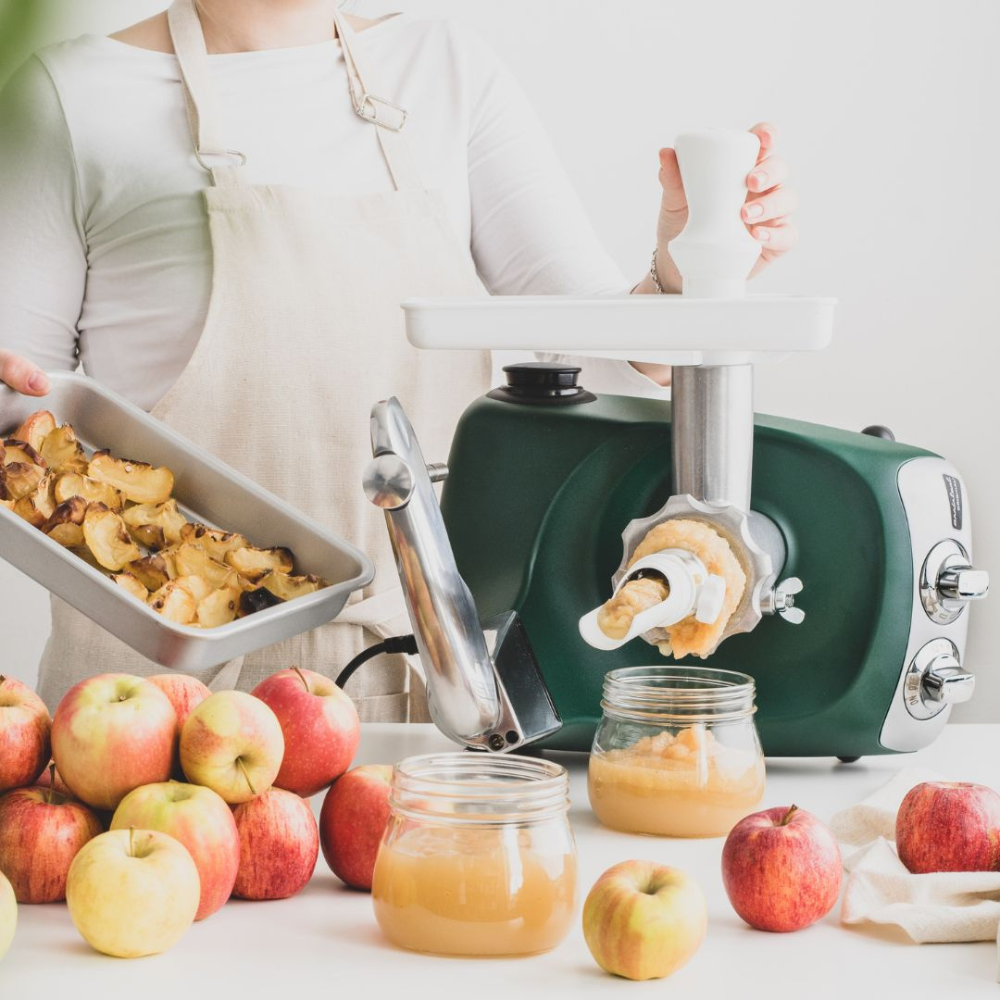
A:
<box><xmin>2</xmin><ymin>0</ymin><xmax>998</xmax><ymax>723</ymax></box>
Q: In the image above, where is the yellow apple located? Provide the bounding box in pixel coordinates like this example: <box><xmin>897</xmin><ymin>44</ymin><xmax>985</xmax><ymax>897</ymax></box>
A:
<box><xmin>583</xmin><ymin>860</ymin><xmax>707</xmax><ymax>981</ymax></box>
<box><xmin>66</xmin><ymin>828</ymin><xmax>199</xmax><ymax>958</ymax></box>
<box><xmin>0</xmin><ymin>868</ymin><xmax>15</xmax><ymax>961</ymax></box>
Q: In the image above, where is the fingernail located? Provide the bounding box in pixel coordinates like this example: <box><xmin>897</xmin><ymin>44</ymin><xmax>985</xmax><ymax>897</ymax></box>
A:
<box><xmin>755</xmin><ymin>228</ymin><xmax>770</xmax><ymax>242</ymax></box>
<box><xmin>28</xmin><ymin>372</ymin><xmax>48</xmax><ymax>392</ymax></box>
<box><xmin>750</xmin><ymin>171</ymin><xmax>768</xmax><ymax>189</ymax></box>
<box><xmin>744</xmin><ymin>203</ymin><xmax>763</xmax><ymax>219</ymax></box>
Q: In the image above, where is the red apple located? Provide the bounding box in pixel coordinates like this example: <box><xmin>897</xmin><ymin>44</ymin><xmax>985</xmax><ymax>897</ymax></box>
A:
<box><xmin>51</xmin><ymin>674</ymin><xmax>177</xmax><ymax>811</ymax></box>
<box><xmin>251</xmin><ymin>668</ymin><xmax>360</xmax><ymax>798</ymax></box>
<box><xmin>0</xmin><ymin>674</ymin><xmax>51</xmax><ymax>793</ymax></box>
<box><xmin>35</xmin><ymin>762</ymin><xmax>72</xmax><ymax>797</ymax></box>
<box><xmin>722</xmin><ymin>804</ymin><xmax>842</xmax><ymax>932</ymax></box>
<box><xmin>583</xmin><ymin>861</ymin><xmax>707</xmax><ymax>981</ymax></box>
<box><xmin>896</xmin><ymin>781</ymin><xmax>1000</xmax><ymax>873</ymax></box>
<box><xmin>232</xmin><ymin>787</ymin><xmax>318</xmax><ymax>900</ymax></box>
<box><xmin>179</xmin><ymin>691</ymin><xmax>284</xmax><ymax>805</ymax></box>
<box><xmin>0</xmin><ymin>778</ymin><xmax>103</xmax><ymax>903</ymax></box>
<box><xmin>111</xmin><ymin>781</ymin><xmax>240</xmax><ymax>920</ymax></box>
<box><xmin>148</xmin><ymin>674</ymin><xmax>212</xmax><ymax>779</ymax></box>
<box><xmin>319</xmin><ymin>765</ymin><xmax>392</xmax><ymax>891</ymax></box>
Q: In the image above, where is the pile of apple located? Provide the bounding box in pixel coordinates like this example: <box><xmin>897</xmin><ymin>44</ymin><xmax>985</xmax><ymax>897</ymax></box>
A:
<box><xmin>0</xmin><ymin>668</ymin><xmax>394</xmax><ymax>960</ymax></box>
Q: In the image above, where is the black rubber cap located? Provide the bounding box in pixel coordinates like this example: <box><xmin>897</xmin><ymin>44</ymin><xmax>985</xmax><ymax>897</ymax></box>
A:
<box><xmin>487</xmin><ymin>362</ymin><xmax>596</xmax><ymax>406</ymax></box>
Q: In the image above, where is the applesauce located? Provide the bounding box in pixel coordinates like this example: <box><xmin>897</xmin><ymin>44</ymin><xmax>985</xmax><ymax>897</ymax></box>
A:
<box><xmin>589</xmin><ymin>667</ymin><xmax>765</xmax><ymax>838</ymax></box>
<box><xmin>371</xmin><ymin>754</ymin><xmax>576</xmax><ymax>957</ymax></box>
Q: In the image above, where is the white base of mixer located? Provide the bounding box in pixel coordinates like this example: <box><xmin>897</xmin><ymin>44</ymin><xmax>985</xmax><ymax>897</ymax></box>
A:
<box><xmin>402</xmin><ymin>294</ymin><xmax>836</xmax><ymax>366</ymax></box>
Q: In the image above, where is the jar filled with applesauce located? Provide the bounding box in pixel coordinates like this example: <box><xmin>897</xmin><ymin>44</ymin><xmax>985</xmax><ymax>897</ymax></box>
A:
<box><xmin>589</xmin><ymin>667</ymin><xmax>765</xmax><ymax>838</ymax></box>
<box><xmin>371</xmin><ymin>753</ymin><xmax>577</xmax><ymax>957</ymax></box>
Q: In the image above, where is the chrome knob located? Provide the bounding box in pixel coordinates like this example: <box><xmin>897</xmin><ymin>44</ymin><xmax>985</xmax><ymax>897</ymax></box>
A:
<box><xmin>762</xmin><ymin>577</ymin><xmax>805</xmax><ymax>624</ymax></box>
<box><xmin>921</xmin><ymin>653</ymin><xmax>975</xmax><ymax>705</ymax></box>
<box><xmin>426</xmin><ymin>462</ymin><xmax>449</xmax><ymax>483</ymax></box>
<box><xmin>362</xmin><ymin>453</ymin><xmax>414</xmax><ymax>510</ymax></box>
<box><xmin>937</xmin><ymin>566</ymin><xmax>990</xmax><ymax>602</ymax></box>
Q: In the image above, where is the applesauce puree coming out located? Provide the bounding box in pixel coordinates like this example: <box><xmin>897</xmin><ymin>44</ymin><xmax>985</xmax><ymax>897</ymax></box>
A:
<box><xmin>371</xmin><ymin>825</ymin><xmax>577</xmax><ymax>956</ymax></box>
<box><xmin>588</xmin><ymin>725</ymin><xmax>765</xmax><ymax>838</ymax></box>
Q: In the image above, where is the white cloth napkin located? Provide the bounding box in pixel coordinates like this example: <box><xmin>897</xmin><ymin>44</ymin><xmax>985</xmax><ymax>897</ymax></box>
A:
<box><xmin>829</xmin><ymin>767</ymin><xmax>1000</xmax><ymax>971</ymax></box>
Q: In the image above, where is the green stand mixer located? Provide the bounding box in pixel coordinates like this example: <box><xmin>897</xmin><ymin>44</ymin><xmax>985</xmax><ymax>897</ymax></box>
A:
<box><xmin>366</xmin><ymin>129</ymin><xmax>989</xmax><ymax>759</ymax></box>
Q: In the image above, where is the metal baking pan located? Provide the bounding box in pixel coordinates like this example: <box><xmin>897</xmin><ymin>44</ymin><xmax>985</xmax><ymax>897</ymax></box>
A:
<box><xmin>0</xmin><ymin>372</ymin><xmax>374</xmax><ymax>671</ymax></box>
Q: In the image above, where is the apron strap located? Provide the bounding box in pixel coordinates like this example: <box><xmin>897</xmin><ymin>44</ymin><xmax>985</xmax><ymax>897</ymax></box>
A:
<box><xmin>333</xmin><ymin>10</ymin><xmax>423</xmax><ymax>192</ymax></box>
<box><xmin>167</xmin><ymin>0</ymin><xmax>247</xmax><ymax>188</ymax></box>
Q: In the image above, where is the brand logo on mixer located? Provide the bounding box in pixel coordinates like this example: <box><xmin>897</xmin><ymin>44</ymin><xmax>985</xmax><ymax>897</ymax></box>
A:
<box><xmin>942</xmin><ymin>475</ymin><xmax>963</xmax><ymax>531</ymax></box>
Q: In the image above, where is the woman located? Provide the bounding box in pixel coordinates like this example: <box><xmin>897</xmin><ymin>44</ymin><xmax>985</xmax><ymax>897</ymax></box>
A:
<box><xmin>0</xmin><ymin>0</ymin><xmax>797</xmax><ymax>717</ymax></box>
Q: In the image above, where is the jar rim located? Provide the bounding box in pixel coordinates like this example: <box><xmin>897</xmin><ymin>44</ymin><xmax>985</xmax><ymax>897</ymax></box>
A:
<box><xmin>602</xmin><ymin>665</ymin><xmax>756</xmax><ymax>721</ymax></box>
<box><xmin>390</xmin><ymin>752</ymin><xmax>570</xmax><ymax>823</ymax></box>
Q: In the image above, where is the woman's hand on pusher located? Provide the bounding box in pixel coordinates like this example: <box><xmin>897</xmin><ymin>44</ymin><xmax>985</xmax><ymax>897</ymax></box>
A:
<box><xmin>651</xmin><ymin>122</ymin><xmax>799</xmax><ymax>293</ymax></box>
<box><xmin>0</xmin><ymin>350</ymin><xmax>50</xmax><ymax>396</ymax></box>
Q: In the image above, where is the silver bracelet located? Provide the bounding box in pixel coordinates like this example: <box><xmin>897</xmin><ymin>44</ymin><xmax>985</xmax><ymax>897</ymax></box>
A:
<box><xmin>649</xmin><ymin>247</ymin><xmax>666</xmax><ymax>294</ymax></box>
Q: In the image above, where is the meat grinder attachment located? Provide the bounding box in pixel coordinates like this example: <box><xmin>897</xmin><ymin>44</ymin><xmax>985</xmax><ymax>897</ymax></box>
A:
<box><xmin>362</xmin><ymin>397</ymin><xmax>561</xmax><ymax>752</ymax></box>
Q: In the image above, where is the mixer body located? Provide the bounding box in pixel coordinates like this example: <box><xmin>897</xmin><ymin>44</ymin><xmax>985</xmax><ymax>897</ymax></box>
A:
<box><xmin>440</xmin><ymin>387</ymin><xmax>978</xmax><ymax>757</ymax></box>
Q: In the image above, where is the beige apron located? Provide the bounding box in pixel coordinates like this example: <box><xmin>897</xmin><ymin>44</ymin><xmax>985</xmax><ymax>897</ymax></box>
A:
<box><xmin>36</xmin><ymin>0</ymin><xmax>491</xmax><ymax>719</ymax></box>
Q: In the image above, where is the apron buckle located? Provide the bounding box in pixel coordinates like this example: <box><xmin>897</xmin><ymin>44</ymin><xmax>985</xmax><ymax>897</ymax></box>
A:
<box><xmin>354</xmin><ymin>93</ymin><xmax>408</xmax><ymax>132</ymax></box>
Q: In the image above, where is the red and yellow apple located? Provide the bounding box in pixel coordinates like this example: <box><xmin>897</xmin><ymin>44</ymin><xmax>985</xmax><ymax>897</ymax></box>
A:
<box><xmin>896</xmin><ymin>781</ymin><xmax>1000</xmax><ymax>873</ymax></box>
<box><xmin>0</xmin><ymin>778</ymin><xmax>103</xmax><ymax>903</ymax></box>
<box><xmin>51</xmin><ymin>674</ymin><xmax>177</xmax><ymax>810</ymax></box>
<box><xmin>179</xmin><ymin>691</ymin><xmax>284</xmax><ymax>804</ymax></box>
<box><xmin>66</xmin><ymin>828</ymin><xmax>200</xmax><ymax>958</ymax></box>
<box><xmin>251</xmin><ymin>667</ymin><xmax>360</xmax><ymax>797</ymax></box>
<box><xmin>35</xmin><ymin>762</ymin><xmax>72</xmax><ymax>796</ymax></box>
<box><xmin>0</xmin><ymin>674</ymin><xmax>51</xmax><ymax>793</ymax></box>
<box><xmin>583</xmin><ymin>861</ymin><xmax>706</xmax><ymax>981</ymax></box>
<box><xmin>111</xmin><ymin>781</ymin><xmax>239</xmax><ymax>920</ymax></box>
<box><xmin>232</xmin><ymin>787</ymin><xmax>318</xmax><ymax>900</ymax></box>
<box><xmin>0</xmin><ymin>868</ymin><xmax>15</xmax><ymax>961</ymax></box>
<box><xmin>722</xmin><ymin>804</ymin><xmax>842</xmax><ymax>932</ymax></box>
<box><xmin>319</xmin><ymin>764</ymin><xmax>392</xmax><ymax>890</ymax></box>
<box><xmin>147</xmin><ymin>673</ymin><xmax>211</xmax><ymax>734</ymax></box>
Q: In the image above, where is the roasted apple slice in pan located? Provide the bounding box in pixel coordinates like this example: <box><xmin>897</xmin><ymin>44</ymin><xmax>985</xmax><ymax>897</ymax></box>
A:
<box><xmin>147</xmin><ymin>579</ymin><xmax>197</xmax><ymax>625</ymax></box>
<box><xmin>39</xmin><ymin>424</ymin><xmax>88</xmax><ymax>474</ymax></box>
<box><xmin>13</xmin><ymin>411</ymin><xmax>57</xmax><ymax>454</ymax></box>
<box><xmin>173</xmin><ymin>542</ymin><xmax>239</xmax><ymax>590</ymax></box>
<box><xmin>127</xmin><ymin>551</ymin><xmax>178</xmax><ymax>591</ymax></box>
<box><xmin>12</xmin><ymin>474</ymin><xmax>57</xmax><ymax>528</ymax></box>
<box><xmin>0</xmin><ymin>461</ymin><xmax>46</xmax><ymax>501</ymax></box>
<box><xmin>179</xmin><ymin>522</ymin><xmax>247</xmax><ymax>561</ymax></box>
<box><xmin>88</xmin><ymin>451</ymin><xmax>174</xmax><ymax>505</ymax></box>
<box><xmin>42</xmin><ymin>497</ymin><xmax>88</xmax><ymax>548</ymax></box>
<box><xmin>237</xmin><ymin>586</ymin><xmax>286</xmax><ymax>618</ymax></box>
<box><xmin>196</xmin><ymin>585</ymin><xmax>241</xmax><ymax>628</ymax></box>
<box><xmin>82</xmin><ymin>502</ymin><xmax>141</xmax><ymax>571</ymax></box>
<box><xmin>172</xmin><ymin>574</ymin><xmax>214</xmax><ymax>604</ymax></box>
<box><xmin>225</xmin><ymin>545</ymin><xmax>295</xmax><ymax>582</ymax></box>
<box><xmin>3</xmin><ymin>439</ymin><xmax>47</xmax><ymax>469</ymax></box>
<box><xmin>111</xmin><ymin>572</ymin><xmax>149</xmax><ymax>602</ymax></box>
<box><xmin>54</xmin><ymin>473</ymin><xmax>126</xmax><ymax>512</ymax></box>
<box><xmin>122</xmin><ymin>499</ymin><xmax>188</xmax><ymax>549</ymax></box>
<box><xmin>260</xmin><ymin>571</ymin><xmax>327</xmax><ymax>601</ymax></box>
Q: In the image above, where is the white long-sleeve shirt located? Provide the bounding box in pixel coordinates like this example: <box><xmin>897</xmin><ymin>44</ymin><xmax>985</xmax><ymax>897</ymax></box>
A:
<box><xmin>0</xmin><ymin>13</ymin><xmax>665</xmax><ymax>409</ymax></box>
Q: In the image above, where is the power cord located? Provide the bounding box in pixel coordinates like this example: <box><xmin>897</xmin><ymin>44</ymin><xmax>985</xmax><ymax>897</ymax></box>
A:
<box><xmin>335</xmin><ymin>634</ymin><xmax>418</xmax><ymax>689</ymax></box>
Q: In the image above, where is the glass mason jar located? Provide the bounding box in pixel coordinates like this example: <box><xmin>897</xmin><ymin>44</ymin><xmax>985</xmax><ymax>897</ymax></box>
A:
<box><xmin>588</xmin><ymin>666</ymin><xmax>765</xmax><ymax>838</ymax></box>
<box><xmin>371</xmin><ymin>752</ymin><xmax>577</xmax><ymax>957</ymax></box>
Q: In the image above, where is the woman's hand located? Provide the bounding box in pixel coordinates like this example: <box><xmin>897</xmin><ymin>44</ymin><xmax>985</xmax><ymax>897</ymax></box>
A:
<box><xmin>0</xmin><ymin>350</ymin><xmax>50</xmax><ymax>396</ymax></box>
<box><xmin>651</xmin><ymin>122</ymin><xmax>799</xmax><ymax>293</ymax></box>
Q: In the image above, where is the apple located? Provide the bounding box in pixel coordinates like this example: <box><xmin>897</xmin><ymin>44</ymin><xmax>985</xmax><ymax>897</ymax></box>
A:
<box><xmin>147</xmin><ymin>674</ymin><xmax>213</xmax><ymax>778</ymax></box>
<box><xmin>319</xmin><ymin>765</ymin><xmax>392</xmax><ymax>890</ymax></box>
<box><xmin>583</xmin><ymin>860</ymin><xmax>707</xmax><ymax>981</ymax></box>
<box><xmin>66</xmin><ymin>827</ymin><xmax>199</xmax><ymax>958</ymax></box>
<box><xmin>896</xmin><ymin>781</ymin><xmax>1000</xmax><ymax>873</ymax></box>
<box><xmin>0</xmin><ymin>774</ymin><xmax>103</xmax><ymax>903</ymax></box>
<box><xmin>0</xmin><ymin>674</ymin><xmax>51</xmax><ymax>793</ymax></box>
<box><xmin>179</xmin><ymin>691</ymin><xmax>284</xmax><ymax>804</ymax></box>
<box><xmin>35</xmin><ymin>761</ymin><xmax>72</xmax><ymax>796</ymax></box>
<box><xmin>51</xmin><ymin>674</ymin><xmax>177</xmax><ymax>810</ymax></box>
<box><xmin>232</xmin><ymin>787</ymin><xmax>319</xmax><ymax>900</ymax></box>
<box><xmin>251</xmin><ymin>667</ymin><xmax>360</xmax><ymax>797</ymax></box>
<box><xmin>722</xmin><ymin>804</ymin><xmax>842</xmax><ymax>932</ymax></box>
<box><xmin>111</xmin><ymin>781</ymin><xmax>239</xmax><ymax>920</ymax></box>
<box><xmin>0</xmin><ymin>869</ymin><xmax>15</xmax><ymax>961</ymax></box>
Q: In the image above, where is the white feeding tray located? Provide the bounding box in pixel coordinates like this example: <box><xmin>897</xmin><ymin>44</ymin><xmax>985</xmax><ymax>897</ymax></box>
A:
<box><xmin>403</xmin><ymin>295</ymin><xmax>836</xmax><ymax>366</ymax></box>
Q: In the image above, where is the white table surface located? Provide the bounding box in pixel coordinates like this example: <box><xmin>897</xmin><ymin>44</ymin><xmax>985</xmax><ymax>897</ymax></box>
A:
<box><xmin>4</xmin><ymin>723</ymin><xmax>999</xmax><ymax>998</ymax></box>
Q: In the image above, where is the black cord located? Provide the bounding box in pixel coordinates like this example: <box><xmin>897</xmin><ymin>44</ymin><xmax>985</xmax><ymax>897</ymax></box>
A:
<box><xmin>336</xmin><ymin>634</ymin><xmax>419</xmax><ymax>689</ymax></box>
